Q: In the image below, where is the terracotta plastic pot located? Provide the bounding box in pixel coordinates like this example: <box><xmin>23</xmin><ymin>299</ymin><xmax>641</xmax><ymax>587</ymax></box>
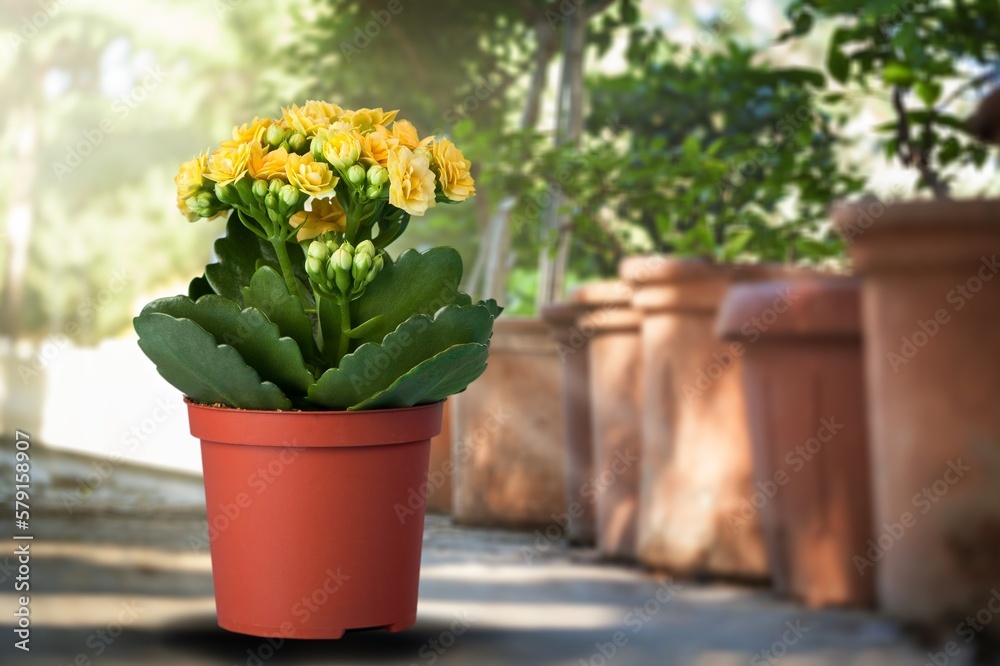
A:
<box><xmin>717</xmin><ymin>277</ymin><xmax>874</xmax><ymax>608</ymax></box>
<box><xmin>620</xmin><ymin>257</ymin><xmax>775</xmax><ymax>579</ymax></box>
<box><xmin>451</xmin><ymin>318</ymin><xmax>567</xmax><ymax>528</ymax></box>
<box><xmin>188</xmin><ymin>400</ymin><xmax>442</xmax><ymax>639</ymax></box>
<box><xmin>542</xmin><ymin>301</ymin><xmax>595</xmax><ymax>545</ymax></box>
<box><xmin>425</xmin><ymin>399</ymin><xmax>453</xmax><ymax>514</ymax></box>
<box><xmin>836</xmin><ymin>200</ymin><xmax>1000</xmax><ymax>628</ymax></box>
<box><xmin>579</xmin><ymin>282</ymin><xmax>643</xmax><ymax>561</ymax></box>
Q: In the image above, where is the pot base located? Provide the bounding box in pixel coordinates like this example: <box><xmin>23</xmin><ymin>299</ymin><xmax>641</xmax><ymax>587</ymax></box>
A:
<box><xmin>217</xmin><ymin>614</ymin><xmax>417</xmax><ymax>640</ymax></box>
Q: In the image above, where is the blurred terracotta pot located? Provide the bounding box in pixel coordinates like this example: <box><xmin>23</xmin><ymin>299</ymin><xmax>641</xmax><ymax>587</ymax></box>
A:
<box><xmin>425</xmin><ymin>399</ymin><xmax>453</xmax><ymax>514</ymax></box>
<box><xmin>451</xmin><ymin>318</ymin><xmax>567</xmax><ymax>528</ymax></box>
<box><xmin>188</xmin><ymin>400</ymin><xmax>442</xmax><ymax>639</ymax></box>
<box><xmin>580</xmin><ymin>282</ymin><xmax>643</xmax><ymax>560</ymax></box>
<box><xmin>717</xmin><ymin>277</ymin><xmax>874</xmax><ymax>608</ymax></box>
<box><xmin>542</xmin><ymin>300</ymin><xmax>595</xmax><ymax>545</ymax></box>
<box><xmin>836</xmin><ymin>200</ymin><xmax>1000</xmax><ymax>629</ymax></box>
<box><xmin>620</xmin><ymin>257</ymin><xmax>773</xmax><ymax>579</ymax></box>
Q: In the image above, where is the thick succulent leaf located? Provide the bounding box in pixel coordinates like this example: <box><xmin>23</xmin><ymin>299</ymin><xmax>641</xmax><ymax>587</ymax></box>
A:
<box><xmin>134</xmin><ymin>312</ymin><xmax>291</xmax><ymax>410</ymax></box>
<box><xmin>349</xmin><ymin>247</ymin><xmax>473</xmax><ymax>346</ymax></box>
<box><xmin>188</xmin><ymin>274</ymin><xmax>215</xmax><ymax>299</ymax></box>
<box><xmin>351</xmin><ymin>343</ymin><xmax>489</xmax><ymax>411</ymax></box>
<box><xmin>308</xmin><ymin>302</ymin><xmax>495</xmax><ymax>410</ymax></box>
<box><xmin>141</xmin><ymin>295</ymin><xmax>314</xmax><ymax>394</ymax></box>
<box><xmin>480</xmin><ymin>298</ymin><xmax>502</xmax><ymax>320</ymax></box>
<box><xmin>317</xmin><ymin>295</ymin><xmax>343</xmax><ymax>365</ymax></box>
<box><xmin>205</xmin><ymin>217</ymin><xmax>265</xmax><ymax>306</ymax></box>
<box><xmin>243</xmin><ymin>266</ymin><xmax>316</xmax><ymax>359</ymax></box>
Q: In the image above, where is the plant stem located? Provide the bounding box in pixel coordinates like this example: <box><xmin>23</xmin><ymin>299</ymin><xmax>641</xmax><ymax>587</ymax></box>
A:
<box><xmin>269</xmin><ymin>237</ymin><xmax>299</xmax><ymax>297</ymax></box>
<box><xmin>337</xmin><ymin>297</ymin><xmax>351</xmax><ymax>361</ymax></box>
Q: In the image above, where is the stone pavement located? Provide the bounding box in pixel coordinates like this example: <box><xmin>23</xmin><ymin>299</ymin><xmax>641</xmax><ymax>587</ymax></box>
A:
<box><xmin>0</xmin><ymin>443</ymin><xmax>984</xmax><ymax>666</ymax></box>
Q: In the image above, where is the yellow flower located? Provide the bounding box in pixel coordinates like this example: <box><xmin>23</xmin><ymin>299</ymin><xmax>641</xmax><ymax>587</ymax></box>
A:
<box><xmin>303</xmin><ymin>100</ymin><xmax>344</xmax><ymax>123</ymax></box>
<box><xmin>387</xmin><ymin>119</ymin><xmax>431</xmax><ymax>150</ymax></box>
<box><xmin>285</xmin><ymin>153</ymin><xmax>338</xmax><ymax>198</ymax></box>
<box><xmin>431</xmin><ymin>138</ymin><xmax>476</xmax><ymax>202</ymax></box>
<box><xmin>355</xmin><ymin>130</ymin><xmax>391</xmax><ymax>167</ymax></box>
<box><xmin>221</xmin><ymin>117</ymin><xmax>272</xmax><ymax>149</ymax></box>
<box><xmin>388</xmin><ymin>146</ymin><xmax>437</xmax><ymax>216</ymax></box>
<box><xmin>248</xmin><ymin>143</ymin><xmax>289</xmax><ymax>181</ymax></box>
<box><xmin>205</xmin><ymin>142</ymin><xmax>253</xmax><ymax>186</ymax></box>
<box><xmin>281</xmin><ymin>103</ymin><xmax>328</xmax><ymax>137</ymax></box>
<box><xmin>344</xmin><ymin>107</ymin><xmax>398</xmax><ymax>134</ymax></box>
<box><xmin>289</xmin><ymin>197</ymin><xmax>348</xmax><ymax>242</ymax></box>
<box><xmin>321</xmin><ymin>132</ymin><xmax>362</xmax><ymax>170</ymax></box>
<box><xmin>175</xmin><ymin>151</ymin><xmax>209</xmax><ymax>200</ymax></box>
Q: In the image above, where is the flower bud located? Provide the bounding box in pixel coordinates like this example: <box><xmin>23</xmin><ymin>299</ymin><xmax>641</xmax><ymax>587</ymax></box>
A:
<box><xmin>288</xmin><ymin>133</ymin><xmax>307</xmax><ymax>153</ymax></box>
<box><xmin>352</xmin><ymin>252</ymin><xmax>372</xmax><ymax>283</ymax></box>
<box><xmin>367</xmin><ymin>165</ymin><xmax>388</xmax><ymax>187</ymax></box>
<box><xmin>306</xmin><ymin>256</ymin><xmax>325</xmax><ymax>280</ymax></box>
<box><xmin>366</xmin><ymin>254</ymin><xmax>384</xmax><ymax>284</ymax></box>
<box><xmin>265</xmin><ymin>193</ymin><xmax>278</xmax><ymax>210</ymax></box>
<box><xmin>355</xmin><ymin>239</ymin><xmax>376</xmax><ymax>260</ymax></box>
<box><xmin>307</xmin><ymin>240</ymin><xmax>330</xmax><ymax>262</ymax></box>
<box><xmin>280</xmin><ymin>185</ymin><xmax>299</xmax><ymax>207</ymax></box>
<box><xmin>268</xmin><ymin>179</ymin><xmax>283</xmax><ymax>195</ymax></box>
<box><xmin>266</xmin><ymin>124</ymin><xmax>286</xmax><ymax>148</ymax></box>
<box><xmin>366</xmin><ymin>184</ymin><xmax>383</xmax><ymax>199</ymax></box>
<box><xmin>310</xmin><ymin>135</ymin><xmax>326</xmax><ymax>161</ymax></box>
<box><xmin>347</xmin><ymin>164</ymin><xmax>366</xmax><ymax>185</ymax></box>
<box><xmin>214</xmin><ymin>183</ymin><xmax>237</xmax><ymax>204</ymax></box>
<box><xmin>252</xmin><ymin>179</ymin><xmax>269</xmax><ymax>199</ymax></box>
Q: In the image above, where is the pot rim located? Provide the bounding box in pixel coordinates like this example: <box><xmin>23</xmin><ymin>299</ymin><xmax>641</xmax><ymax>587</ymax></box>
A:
<box><xmin>186</xmin><ymin>398</ymin><xmax>444</xmax><ymax>447</ymax></box>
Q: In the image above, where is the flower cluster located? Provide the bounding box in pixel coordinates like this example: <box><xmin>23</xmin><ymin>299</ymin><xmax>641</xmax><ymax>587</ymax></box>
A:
<box><xmin>174</xmin><ymin>101</ymin><xmax>475</xmax><ymax>246</ymax></box>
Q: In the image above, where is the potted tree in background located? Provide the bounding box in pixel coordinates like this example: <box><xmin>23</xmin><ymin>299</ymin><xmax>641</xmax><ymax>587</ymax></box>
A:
<box><xmin>783</xmin><ymin>0</ymin><xmax>1000</xmax><ymax>633</ymax></box>
<box><xmin>135</xmin><ymin>101</ymin><xmax>498</xmax><ymax>638</ymax></box>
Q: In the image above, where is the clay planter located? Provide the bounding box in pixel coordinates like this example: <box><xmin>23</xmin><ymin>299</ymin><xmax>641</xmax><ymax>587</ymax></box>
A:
<box><xmin>717</xmin><ymin>278</ymin><xmax>874</xmax><ymax>608</ymax></box>
<box><xmin>188</xmin><ymin>400</ymin><xmax>442</xmax><ymax>639</ymax></box>
<box><xmin>451</xmin><ymin>318</ymin><xmax>567</xmax><ymax>528</ymax></box>
<box><xmin>620</xmin><ymin>257</ymin><xmax>773</xmax><ymax>579</ymax></box>
<box><xmin>542</xmin><ymin>301</ymin><xmax>595</xmax><ymax>545</ymax></box>
<box><xmin>425</xmin><ymin>399</ymin><xmax>453</xmax><ymax>514</ymax></box>
<box><xmin>580</xmin><ymin>283</ymin><xmax>643</xmax><ymax>561</ymax></box>
<box><xmin>836</xmin><ymin>200</ymin><xmax>1000</xmax><ymax>629</ymax></box>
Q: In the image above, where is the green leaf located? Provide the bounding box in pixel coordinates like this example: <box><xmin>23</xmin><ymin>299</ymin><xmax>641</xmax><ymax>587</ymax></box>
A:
<box><xmin>188</xmin><ymin>274</ymin><xmax>214</xmax><ymax>300</ymax></box>
<box><xmin>317</xmin><ymin>295</ymin><xmax>343</xmax><ymax>365</ymax></box>
<box><xmin>205</xmin><ymin>216</ymin><xmax>269</xmax><ymax>307</ymax></box>
<box><xmin>914</xmin><ymin>80</ymin><xmax>942</xmax><ymax>107</ymax></box>
<box><xmin>243</xmin><ymin>266</ymin><xmax>316</xmax><ymax>359</ymax></box>
<box><xmin>308</xmin><ymin>302</ymin><xmax>495</xmax><ymax>410</ymax></box>
<box><xmin>134</xmin><ymin>312</ymin><xmax>291</xmax><ymax>410</ymax></box>
<box><xmin>349</xmin><ymin>247</ymin><xmax>472</xmax><ymax>347</ymax></box>
<box><xmin>882</xmin><ymin>62</ymin><xmax>914</xmax><ymax>86</ymax></box>
<box><xmin>480</xmin><ymin>298</ymin><xmax>502</xmax><ymax>320</ymax></box>
<box><xmin>827</xmin><ymin>28</ymin><xmax>851</xmax><ymax>83</ymax></box>
<box><xmin>351</xmin><ymin>343</ymin><xmax>489</xmax><ymax>411</ymax></box>
<box><xmin>141</xmin><ymin>295</ymin><xmax>314</xmax><ymax>394</ymax></box>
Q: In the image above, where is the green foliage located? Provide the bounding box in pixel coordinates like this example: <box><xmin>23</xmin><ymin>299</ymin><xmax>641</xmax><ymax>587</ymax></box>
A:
<box><xmin>552</xmin><ymin>40</ymin><xmax>863</xmax><ymax>263</ymax></box>
<box><xmin>782</xmin><ymin>0</ymin><xmax>1000</xmax><ymax>194</ymax></box>
<box><xmin>134</xmin><ymin>222</ymin><xmax>500</xmax><ymax>411</ymax></box>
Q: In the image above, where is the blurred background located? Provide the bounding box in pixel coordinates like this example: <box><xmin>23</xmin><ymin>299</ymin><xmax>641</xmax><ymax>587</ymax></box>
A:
<box><xmin>2</xmin><ymin>0</ymin><xmax>1000</xmax><ymax>664</ymax></box>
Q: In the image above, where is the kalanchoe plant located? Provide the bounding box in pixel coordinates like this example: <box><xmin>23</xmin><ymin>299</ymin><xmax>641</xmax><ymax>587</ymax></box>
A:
<box><xmin>135</xmin><ymin>101</ymin><xmax>499</xmax><ymax>411</ymax></box>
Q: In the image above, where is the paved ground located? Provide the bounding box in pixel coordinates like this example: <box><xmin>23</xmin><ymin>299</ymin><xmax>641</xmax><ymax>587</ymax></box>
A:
<box><xmin>0</xmin><ymin>443</ymin><xmax>989</xmax><ymax>665</ymax></box>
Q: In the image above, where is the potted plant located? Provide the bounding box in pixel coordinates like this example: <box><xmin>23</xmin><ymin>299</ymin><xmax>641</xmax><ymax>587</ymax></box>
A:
<box><xmin>134</xmin><ymin>101</ymin><xmax>499</xmax><ymax>638</ymax></box>
<box><xmin>785</xmin><ymin>0</ymin><xmax>1000</xmax><ymax>632</ymax></box>
<box><xmin>586</xmin><ymin>40</ymin><xmax>863</xmax><ymax>578</ymax></box>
